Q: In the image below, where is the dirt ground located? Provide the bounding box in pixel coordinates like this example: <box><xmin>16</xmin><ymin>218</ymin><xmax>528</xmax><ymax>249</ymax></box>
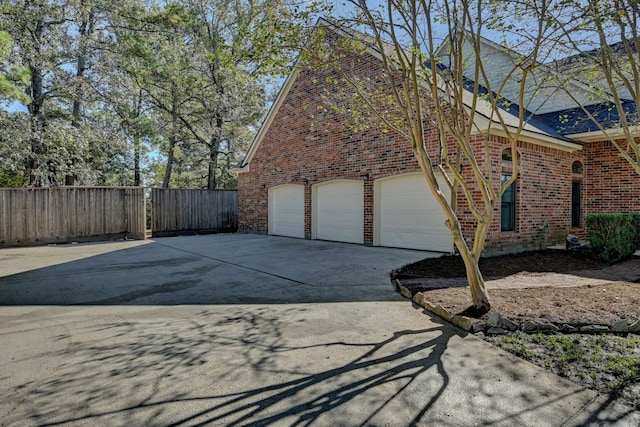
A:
<box><xmin>393</xmin><ymin>250</ymin><xmax>640</xmax><ymax>325</ymax></box>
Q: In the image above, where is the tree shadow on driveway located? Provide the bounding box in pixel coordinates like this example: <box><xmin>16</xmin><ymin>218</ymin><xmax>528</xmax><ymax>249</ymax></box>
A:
<box><xmin>3</xmin><ymin>306</ymin><xmax>456</xmax><ymax>426</ymax></box>
<box><xmin>1</xmin><ymin>304</ymin><xmax>611</xmax><ymax>427</ymax></box>
<box><xmin>1</xmin><ymin>236</ymin><xmax>630</xmax><ymax>425</ymax></box>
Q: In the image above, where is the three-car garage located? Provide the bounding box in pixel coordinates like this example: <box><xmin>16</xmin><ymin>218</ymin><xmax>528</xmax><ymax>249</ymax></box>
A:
<box><xmin>267</xmin><ymin>173</ymin><xmax>453</xmax><ymax>252</ymax></box>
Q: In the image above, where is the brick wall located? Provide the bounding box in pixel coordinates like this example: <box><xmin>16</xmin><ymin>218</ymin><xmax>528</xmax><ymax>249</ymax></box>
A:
<box><xmin>468</xmin><ymin>138</ymin><xmax>586</xmax><ymax>252</ymax></box>
<box><xmin>584</xmin><ymin>140</ymin><xmax>640</xmax><ymax>215</ymax></box>
<box><xmin>238</xmin><ymin>29</ymin><xmax>623</xmax><ymax>254</ymax></box>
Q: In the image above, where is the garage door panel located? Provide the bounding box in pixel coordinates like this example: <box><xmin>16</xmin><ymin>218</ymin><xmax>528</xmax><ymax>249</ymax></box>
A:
<box><xmin>314</xmin><ymin>180</ymin><xmax>363</xmax><ymax>244</ymax></box>
<box><xmin>376</xmin><ymin>173</ymin><xmax>452</xmax><ymax>252</ymax></box>
<box><xmin>269</xmin><ymin>185</ymin><xmax>304</xmax><ymax>238</ymax></box>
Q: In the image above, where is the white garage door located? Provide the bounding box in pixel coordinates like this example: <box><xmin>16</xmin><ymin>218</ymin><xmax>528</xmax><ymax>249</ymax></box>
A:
<box><xmin>375</xmin><ymin>172</ymin><xmax>452</xmax><ymax>252</ymax></box>
<box><xmin>268</xmin><ymin>184</ymin><xmax>305</xmax><ymax>238</ymax></box>
<box><xmin>313</xmin><ymin>180</ymin><xmax>363</xmax><ymax>244</ymax></box>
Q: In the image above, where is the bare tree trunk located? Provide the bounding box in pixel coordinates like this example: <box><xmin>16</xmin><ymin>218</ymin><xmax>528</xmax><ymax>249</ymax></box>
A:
<box><xmin>438</xmin><ymin>189</ymin><xmax>492</xmax><ymax>311</ymax></box>
<box><xmin>414</xmin><ymin>142</ymin><xmax>492</xmax><ymax>311</ymax></box>
<box><xmin>207</xmin><ymin>141</ymin><xmax>218</xmax><ymax>190</ymax></box>
<box><xmin>66</xmin><ymin>5</ymin><xmax>95</xmax><ymax>186</ymax></box>
<box><xmin>454</xmin><ymin>228</ymin><xmax>491</xmax><ymax>311</ymax></box>
<box><xmin>133</xmin><ymin>135</ymin><xmax>141</xmax><ymax>186</ymax></box>
<box><xmin>206</xmin><ymin>112</ymin><xmax>224</xmax><ymax>190</ymax></box>
<box><xmin>162</xmin><ymin>133</ymin><xmax>176</xmax><ymax>188</ymax></box>
<box><xmin>162</xmin><ymin>98</ymin><xmax>179</xmax><ymax>188</ymax></box>
<box><xmin>28</xmin><ymin>19</ymin><xmax>45</xmax><ymax>187</ymax></box>
<box><xmin>29</xmin><ymin>114</ymin><xmax>44</xmax><ymax>187</ymax></box>
<box><xmin>133</xmin><ymin>90</ymin><xmax>143</xmax><ymax>186</ymax></box>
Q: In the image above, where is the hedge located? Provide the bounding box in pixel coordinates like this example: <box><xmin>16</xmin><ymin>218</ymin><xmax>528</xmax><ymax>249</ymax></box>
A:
<box><xmin>586</xmin><ymin>213</ymin><xmax>640</xmax><ymax>264</ymax></box>
<box><xmin>633</xmin><ymin>213</ymin><xmax>640</xmax><ymax>249</ymax></box>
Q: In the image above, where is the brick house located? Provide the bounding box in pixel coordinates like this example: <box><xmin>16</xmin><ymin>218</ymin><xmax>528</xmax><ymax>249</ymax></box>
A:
<box><xmin>233</xmin><ymin>19</ymin><xmax>639</xmax><ymax>254</ymax></box>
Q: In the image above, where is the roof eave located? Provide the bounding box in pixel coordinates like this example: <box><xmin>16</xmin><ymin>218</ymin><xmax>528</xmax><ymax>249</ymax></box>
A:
<box><xmin>473</xmin><ymin>118</ymin><xmax>583</xmax><ymax>152</ymax></box>
<box><xmin>230</xmin><ymin>164</ymin><xmax>250</xmax><ymax>175</ymax></box>
<box><xmin>566</xmin><ymin>125</ymin><xmax>640</xmax><ymax>143</ymax></box>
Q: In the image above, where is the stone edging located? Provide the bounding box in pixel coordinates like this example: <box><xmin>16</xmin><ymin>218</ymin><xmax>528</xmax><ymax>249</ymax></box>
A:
<box><xmin>394</xmin><ymin>279</ymin><xmax>640</xmax><ymax>335</ymax></box>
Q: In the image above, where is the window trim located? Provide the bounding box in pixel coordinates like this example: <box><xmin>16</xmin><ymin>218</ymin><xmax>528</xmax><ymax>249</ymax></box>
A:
<box><xmin>571</xmin><ymin>180</ymin><xmax>581</xmax><ymax>228</ymax></box>
<box><xmin>501</xmin><ymin>174</ymin><xmax>516</xmax><ymax>232</ymax></box>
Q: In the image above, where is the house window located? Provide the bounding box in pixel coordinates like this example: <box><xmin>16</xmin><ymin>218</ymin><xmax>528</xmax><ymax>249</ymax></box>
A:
<box><xmin>571</xmin><ymin>181</ymin><xmax>581</xmax><ymax>227</ymax></box>
<box><xmin>572</xmin><ymin>161</ymin><xmax>583</xmax><ymax>174</ymax></box>
<box><xmin>501</xmin><ymin>174</ymin><xmax>516</xmax><ymax>232</ymax></box>
<box><xmin>502</xmin><ymin>148</ymin><xmax>513</xmax><ymax>162</ymax></box>
<box><xmin>571</xmin><ymin>161</ymin><xmax>583</xmax><ymax>228</ymax></box>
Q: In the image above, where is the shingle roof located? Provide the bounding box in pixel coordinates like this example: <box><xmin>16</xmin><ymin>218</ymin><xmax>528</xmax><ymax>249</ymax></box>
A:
<box><xmin>552</xmin><ymin>41</ymin><xmax>638</xmax><ymax>69</ymax></box>
<box><xmin>537</xmin><ymin>101</ymin><xmax>638</xmax><ymax>135</ymax></box>
<box><xmin>462</xmin><ymin>40</ymin><xmax>638</xmax><ymax>138</ymax></box>
<box><xmin>453</xmin><ymin>67</ymin><xmax>575</xmax><ymax>142</ymax></box>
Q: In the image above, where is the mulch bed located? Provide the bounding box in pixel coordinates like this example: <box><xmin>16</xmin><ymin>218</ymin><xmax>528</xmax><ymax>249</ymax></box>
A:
<box><xmin>392</xmin><ymin>250</ymin><xmax>640</xmax><ymax>325</ymax></box>
<box><xmin>393</xmin><ymin>249</ymin><xmax>606</xmax><ymax>279</ymax></box>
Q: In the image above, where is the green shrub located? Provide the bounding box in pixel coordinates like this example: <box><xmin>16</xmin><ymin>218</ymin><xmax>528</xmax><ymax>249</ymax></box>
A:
<box><xmin>586</xmin><ymin>213</ymin><xmax>637</xmax><ymax>264</ymax></box>
<box><xmin>632</xmin><ymin>214</ymin><xmax>640</xmax><ymax>250</ymax></box>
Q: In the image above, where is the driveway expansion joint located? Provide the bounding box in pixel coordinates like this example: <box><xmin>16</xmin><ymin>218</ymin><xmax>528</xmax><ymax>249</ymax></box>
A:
<box><xmin>153</xmin><ymin>240</ymin><xmax>311</xmax><ymax>286</ymax></box>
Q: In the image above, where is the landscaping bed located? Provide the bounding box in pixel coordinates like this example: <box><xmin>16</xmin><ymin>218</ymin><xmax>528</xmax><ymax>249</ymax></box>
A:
<box><xmin>392</xmin><ymin>249</ymin><xmax>640</xmax><ymax>327</ymax></box>
<box><xmin>392</xmin><ymin>249</ymin><xmax>640</xmax><ymax>409</ymax></box>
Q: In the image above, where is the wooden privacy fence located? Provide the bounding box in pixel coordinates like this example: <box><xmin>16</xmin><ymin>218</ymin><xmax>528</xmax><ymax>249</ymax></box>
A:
<box><xmin>0</xmin><ymin>187</ymin><xmax>146</xmax><ymax>247</ymax></box>
<box><xmin>151</xmin><ymin>188</ymin><xmax>238</xmax><ymax>237</ymax></box>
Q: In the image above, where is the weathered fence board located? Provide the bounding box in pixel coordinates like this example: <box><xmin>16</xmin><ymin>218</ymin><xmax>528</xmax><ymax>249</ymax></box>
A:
<box><xmin>0</xmin><ymin>187</ymin><xmax>146</xmax><ymax>247</ymax></box>
<box><xmin>151</xmin><ymin>189</ymin><xmax>238</xmax><ymax>237</ymax></box>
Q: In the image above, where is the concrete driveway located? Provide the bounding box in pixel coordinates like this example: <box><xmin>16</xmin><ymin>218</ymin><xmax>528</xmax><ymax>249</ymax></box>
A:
<box><xmin>0</xmin><ymin>234</ymin><xmax>434</xmax><ymax>305</ymax></box>
<box><xmin>0</xmin><ymin>234</ymin><xmax>638</xmax><ymax>426</ymax></box>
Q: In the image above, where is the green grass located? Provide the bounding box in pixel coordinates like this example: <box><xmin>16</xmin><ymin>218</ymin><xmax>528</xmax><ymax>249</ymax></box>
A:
<box><xmin>492</xmin><ymin>334</ymin><xmax>534</xmax><ymax>359</ymax></box>
<box><xmin>485</xmin><ymin>332</ymin><xmax>640</xmax><ymax>409</ymax></box>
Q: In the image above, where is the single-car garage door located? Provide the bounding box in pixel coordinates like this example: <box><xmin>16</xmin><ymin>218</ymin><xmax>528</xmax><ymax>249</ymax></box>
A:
<box><xmin>268</xmin><ymin>184</ymin><xmax>305</xmax><ymax>238</ymax></box>
<box><xmin>374</xmin><ymin>172</ymin><xmax>452</xmax><ymax>252</ymax></box>
<box><xmin>312</xmin><ymin>180</ymin><xmax>363</xmax><ymax>244</ymax></box>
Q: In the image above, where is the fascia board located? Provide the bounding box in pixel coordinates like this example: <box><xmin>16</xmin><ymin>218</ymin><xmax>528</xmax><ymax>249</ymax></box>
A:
<box><xmin>567</xmin><ymin>125</ymin><xmax>640</xmax><ymax>142</ymax></box>
<box><xmin>500</xmin><ymin>127</ymin><xmax>583</xmax><ymax>152</ymax></box>
<box><xmin>230</xmin><ymin>164</ymin><xmax>250</xmax><ymax>174</ymax></box>
<box><xmin>427</xmin><ymin>89</ymin><xmax>582</xmax><ymax>152</ymax></box>
<box><xmin>456</xmin><ymin>82</ymin><xmax>552</xmax><ymax>135</ymax></box>
<box><xmin>313</xmin><ymin>21</ymin><xmax>535</xmax><ymax>143</ymax></box>
<box><xmin>472</xmin><ymin>119</ymin><xmax>583</xmax><ymax>152</ymax></box>
<box><xmin>359</xmin><ymin>38</ymin><xmax>572</xmax><ymax>151</ymax></box>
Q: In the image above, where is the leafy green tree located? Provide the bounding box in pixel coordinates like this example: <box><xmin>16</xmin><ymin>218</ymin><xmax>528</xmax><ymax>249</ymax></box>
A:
<box><xmin>0</xmin><ymin>31</ymin><xmax>30</xmax><ymax>104</ymax></box>
<box><xmin>112</xmin><ymin>0</ymin><xmax>320</xmax><ymax>189</ymax></box>
<box><xmin>110</xmin><ymin>2</ymin><xmax>203</xmax><ymax>188</ymax></box>
<box><xmin>1</xmin><ymin>0</ymin><xmax>321</xmax><ymax>188</ymax></box>
<box><xmin>1</xmin><ymin>0</ymin><xmax>70</xmax><ymax>185</ymax></box>
<box><xmin>0</xmin><ymin>0</ymin><xmax>130</xmax><ymax>186</ymax></box>
<box><xmin>0</xmin><ymin>111</ymin><xmax>30</xmax><ymax>186</ymax></box>
<box><xmin>168</xmin><ymin>0</ymin><xmax>289</xmax><ymax>189</ymax></box>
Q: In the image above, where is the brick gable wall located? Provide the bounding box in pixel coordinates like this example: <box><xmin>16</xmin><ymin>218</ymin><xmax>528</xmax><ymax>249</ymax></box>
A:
<box><xmin>238</xmin><ymin>44</ymin><xmax>426</xmax><ymax>240</ymax></box>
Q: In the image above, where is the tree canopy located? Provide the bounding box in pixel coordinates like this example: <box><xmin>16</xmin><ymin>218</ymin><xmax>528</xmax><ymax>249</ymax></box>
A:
<box><xmin>0</xmin><ymin>0</ymin><xmax>321</xmax><ymax>188</ymax></box>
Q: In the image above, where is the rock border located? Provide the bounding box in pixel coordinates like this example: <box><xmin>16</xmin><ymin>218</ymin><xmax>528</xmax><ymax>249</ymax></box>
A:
<box><xmin>395</xmin><ymin>279</ymin><xmax>640</xmax><ymax>336</ymax></box>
